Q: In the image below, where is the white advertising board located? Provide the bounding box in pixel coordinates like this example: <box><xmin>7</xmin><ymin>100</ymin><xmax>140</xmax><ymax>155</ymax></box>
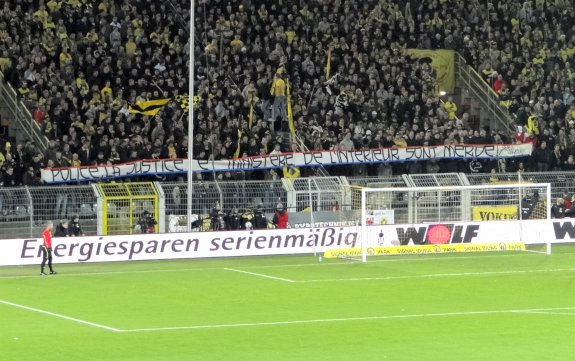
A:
<box><xmin>0</xmin><ymin>227</ymin><xmax>359</xmax><ymax>266</ymax></box>
<box><xmin>3</xmin><ymin>218</ymin><xmax>569</xmax><ymax>266</ymax></box>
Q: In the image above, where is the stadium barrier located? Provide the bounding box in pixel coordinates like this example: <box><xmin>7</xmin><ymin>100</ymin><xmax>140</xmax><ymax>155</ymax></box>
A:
<box><xmin>0</xmin><ymin>219</ymin><xmax>573</xmax><ymax>266</ymax></box>
<box><xmin>0</xmin><ymin>171</ymin><xmax>574</xmax><ymax>238</ymax></box>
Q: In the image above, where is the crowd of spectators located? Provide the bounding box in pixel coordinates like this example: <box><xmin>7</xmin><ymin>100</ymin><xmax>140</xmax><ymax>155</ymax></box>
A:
<box><xmin>0</xmin><ymin>0</ymin><xmax>575</xmax><ymax>187</ymax></box>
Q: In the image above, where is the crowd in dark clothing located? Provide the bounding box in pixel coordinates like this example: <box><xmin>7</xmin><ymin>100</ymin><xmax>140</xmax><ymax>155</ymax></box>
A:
<box><xmin>0</xmin><ymin>0</ymin><xmax>574</xmax><ymax>187</ymax></box>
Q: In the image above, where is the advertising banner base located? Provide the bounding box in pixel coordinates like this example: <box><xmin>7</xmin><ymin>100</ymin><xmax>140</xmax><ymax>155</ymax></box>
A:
<box><xmin>324</xmin><ymin>242</ymin><xmax>526</xmax><ymax>259</ymax></box>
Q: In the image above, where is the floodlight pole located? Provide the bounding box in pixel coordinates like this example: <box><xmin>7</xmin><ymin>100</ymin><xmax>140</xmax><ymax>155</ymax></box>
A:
<box><xmin>187</xmin><ymin>0</ymin><xmax>195</xmax><ymax>232</ymax></box>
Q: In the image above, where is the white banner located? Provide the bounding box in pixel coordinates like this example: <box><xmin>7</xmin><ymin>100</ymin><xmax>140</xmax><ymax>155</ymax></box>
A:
<box><xmin>0</xmin><ymin>227</ymin><xmax>359</xmax><ymax>266</ymax></box>
<box><xmin>0</xmin><ymin>219</ymin><xmax>562</xmax><ymax>266</ymax></box>
<box><xmin>365</xmin><ymin>221</ymin><xmax>520</xmax><ymax>247</ymax></box>
<box><xmin>365</xmin><ymin>219</ymin><xmax>575</xmax><ymax>247</ymax></box>
<box><xmin>546</xmin><ymin>219</ymin><xmax>575</xmax><ymax>243</ymax></box>
<box><xmin>41</xmin><ymin>144</ymin><xmax>532</xmax><ymax>183</ymax></box>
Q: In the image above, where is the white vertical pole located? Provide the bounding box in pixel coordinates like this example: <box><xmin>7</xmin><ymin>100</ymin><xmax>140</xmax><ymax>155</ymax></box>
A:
<box><xmin>186</xmin><ymin>0</ymin><xmax>195</xmax><ymax>232</ymax></box>
<box><xmin>361</xmin><ymin>188</ymin><xmax>367</xmax><ymax>263</ymax></box>
<box><xmin>546</xmin><ymin>184</ymin><xmax>552</xmax><ymax>220</ymax></box>
<box><xmin>308</xmin><ymin>179</ymin><xmax>314</xmax><ymax>227</ymax></box>
<box><xmin>546</xmin><ymin>183</ymin><xmax>552</xmax><ymax>255</ymax></box>
<box><xmin>518</xmin><ymin>183</ymin><xmax>523</xmax><ymax>244</ymax></box>
<box><xmin>438</xmin><ymin>190</ymin><xmax>441</xmax><ymax>222</ymax></box>
<box><xmin>308</xmin><ymin>179</ymin><xmax>316</xmax><ymax>257</ymax></box>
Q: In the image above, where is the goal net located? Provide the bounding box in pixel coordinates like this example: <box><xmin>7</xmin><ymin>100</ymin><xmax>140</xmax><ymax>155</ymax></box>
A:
<box><xmin>326</xmin><ymin>183</ymin><xmax>552</xmax><ymax>262</ymax></box>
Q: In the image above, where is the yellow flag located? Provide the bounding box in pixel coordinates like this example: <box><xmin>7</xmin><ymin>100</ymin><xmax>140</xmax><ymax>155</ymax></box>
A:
<box><xmin>406</xmin><ymin>49</ymin><xmax>455</xmax><ymax>94</ymax></box>
<box><xmin>248</xmin><ymin>104</ymin><xmax>254</xmax><ymax>129</ymax></box>
<box><xmin>128</xmin><ymin>98</ymin><xmax>170</xmax><ymax>116</ymax></box>
<box><xmin>234</xmin><ymin>129</ymin><xmax>242</xmax><ymax>158</ymax></box>
<box><xmin>286</xmin><ymin>80</ymin><xmax>295</xmax><ymax>138</ymax></box>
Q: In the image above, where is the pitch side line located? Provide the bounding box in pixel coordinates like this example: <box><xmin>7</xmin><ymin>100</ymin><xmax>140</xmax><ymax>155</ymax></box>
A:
<box><xmin>514</xmin><ymin>310</ymin><xmax>575</xmax><ymax>317</ymax></box>
<box><xmin>119</xmin><ymin>306</ymin><xmax>575</xmax><ymax>333</ymax></box>
<box><xmin>1</xmin><ymin>263</ymin><xmax>573</xmax><ymax>281</ymax></box>
<box><xmin>300</xmin><ymin>267</ymin><xmax>575</xmax><ymax>283</ymax></box>
<box><xmin>0</xmin><ymin>252</ymin><xmax>554</xmax><ymax>280</ymax></box>
<box><xmin>4</xmin><ymin>299</ymin><xmax>573</xmax><ymax>333</ymax></box>
<box><xmin>0</xmin><ymin>268</ymin><xmax>229</xmax><ymax>279</ymax></box>
<box><xmin>224</xmin><ymin>268</ymin><xmax>295</xmax><ymax>283</ymax></box>
<box><xmin>0</xmin><ymin>300</ymin><xmax>120</xmax><ymax>332</ymax></box>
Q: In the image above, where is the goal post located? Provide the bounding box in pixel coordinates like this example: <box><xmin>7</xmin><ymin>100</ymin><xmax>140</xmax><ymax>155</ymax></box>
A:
<box><xmin>328</xmin><ymin>183</ymin><xmax>552</xmax><ymax>262</ymax></box>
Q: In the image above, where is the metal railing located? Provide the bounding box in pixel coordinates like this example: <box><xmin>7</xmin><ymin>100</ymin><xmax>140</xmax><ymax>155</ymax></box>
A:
<box><xmin>1</xmin><ymin>172</ymin><xmax>574</xmax><ymax>238</ymax></box>
<box><xmin>467</xmin><ymin>172</ymin><xmax>575</xmax><ymax>200</ymax></box>
<box><xmin>0</xmin><ymin>71</ymin><xmax>48</xmax><ymax>150</ymax></box>
<box><xmin>405</xmin><ymin>173</ymin><xmax>469</xmax><ymax>187</ymax></box>
<box><xmin>359</xmin><ymin>183</ymin><xmax>550</xmax><ymax>225</ymax></box>
<box><xmin>346</xmin><ymin>175</ymin><xmax>408</xmax><ymax>188</ymax></box>
<box><xmin>454</xmin><ymin>52</ymin><xmax>514</xmax><ymax>133</ymax></box>
<box><xmin>0</xmin><ymin>185</ymin><xmax>97</xmax><ymax>239</ymax></box>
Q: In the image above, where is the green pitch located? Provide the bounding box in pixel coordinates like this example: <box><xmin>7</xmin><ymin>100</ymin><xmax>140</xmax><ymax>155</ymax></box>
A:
<box><xmin>1</xmin><ymin>248</ymin><xmax>575</xmax><ymax>361</ymax></box>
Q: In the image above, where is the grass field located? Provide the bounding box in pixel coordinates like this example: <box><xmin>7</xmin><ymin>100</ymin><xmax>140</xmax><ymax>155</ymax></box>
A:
<box><xmin>1</xmin><ymin>249</ymin><xmax>575</xmax><ymax>361</ymax></box>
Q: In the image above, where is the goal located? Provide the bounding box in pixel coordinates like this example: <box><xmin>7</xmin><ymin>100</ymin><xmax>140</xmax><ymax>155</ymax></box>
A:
<box><xmin>326</xmin><ymin>183</ymin><xmax>552</xmax><ymax>262</ymax></box>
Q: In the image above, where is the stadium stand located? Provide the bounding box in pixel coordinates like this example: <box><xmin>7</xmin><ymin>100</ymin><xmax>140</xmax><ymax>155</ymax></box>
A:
<box><xmin>0</xmin><ymin>0</ymin><xmax>574</xmax><ymax>186</ymax></box>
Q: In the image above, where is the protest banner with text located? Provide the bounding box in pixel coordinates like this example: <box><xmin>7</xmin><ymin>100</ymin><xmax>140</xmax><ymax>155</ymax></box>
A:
<box><xmin>41</xmin><ymin>144</ymin><xmax>532</xmax><ymax>183</ymax></box>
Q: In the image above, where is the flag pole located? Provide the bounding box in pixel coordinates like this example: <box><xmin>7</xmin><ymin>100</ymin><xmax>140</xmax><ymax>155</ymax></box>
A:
<box><xmin>187</xmin><ymin>0</ymin><xmax>195</xmax><ymax>232</ymax></box>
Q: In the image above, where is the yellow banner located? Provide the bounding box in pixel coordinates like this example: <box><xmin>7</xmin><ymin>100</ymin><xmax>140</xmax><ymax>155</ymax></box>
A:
<box><xmin>406</xmin><ymin>49</ymin><xmax>455</xmax><ymax>94</ymax></box>
<box><xmin>324</xmin><ymin>242</ymin><xmax>525</xmax><ymax>258</ymax></box>
<box><xmin>472</xmin><ymin>206</ymin><xmax>518</xmax><ymax>221</ymax></box>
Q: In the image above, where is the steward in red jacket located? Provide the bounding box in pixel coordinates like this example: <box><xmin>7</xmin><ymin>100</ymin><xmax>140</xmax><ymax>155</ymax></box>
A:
<box><xmin>272</xmin><ymin>203</ymin><xmax>289</xmax><ymax>229</ymax></box>
<box><xmin>41</xmin><ymin>221</ymin><xmax>57</xmax><ymax>275</ymax></box>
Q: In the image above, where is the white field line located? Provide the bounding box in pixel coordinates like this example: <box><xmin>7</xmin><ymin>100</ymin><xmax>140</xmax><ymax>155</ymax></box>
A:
<box><xmin>0</xmin><ymin>300</ymin><xmax>120</xmax><ymax>332</ymax></box>
<box><xmin>300</xmin><ymin>268</ymin><xmax>575</xmax><ymax>283</ymax></box>
<box><xmin>0</xmin><ymin>252</ymin><xmax>554</xmax><ymax>280</ymax></box>
<box><xmin>1</xmin><ymin>264</ymin><xmax>573</xmax><ymax>282</ymax></box>
<box><xmin>0</xmin><ymin>268</ymin><xmax>225</xmax><ymax>279</ymax></box>
<box><xmin>3</xmin><ymin>298</ymin><xmax>573</xmax><ymax>333</ymax></box>
<box><xmin>514</xmin><ymin>310</ymin><xmax>575</xmax><ymax>317</ymax></box>
<box><xmin>224</xmin><ymin>268</ymin><xmax>295</xmax><ymax>283</ymax></box>
<box><xmin>119</xmin><ymin>306</ymin><xmax>575</xmax><ymax>333</ymax></box>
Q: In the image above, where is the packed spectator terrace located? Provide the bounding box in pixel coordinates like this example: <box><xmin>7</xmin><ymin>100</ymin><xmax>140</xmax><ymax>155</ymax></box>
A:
<box><xmin>0</xmin><ymin>0</ymin><xmax>574</xmax><ymax>186</ymax></box>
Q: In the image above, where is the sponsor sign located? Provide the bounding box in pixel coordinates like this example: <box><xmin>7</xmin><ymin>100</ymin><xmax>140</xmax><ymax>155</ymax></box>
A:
<box><xmin>324</xmin><ymin>242</ymin><xmax>526</xmax><ymax>258</ymax></box>
<box><xmin>472</xmin><ymin>206</ymin><xmax>518</xmax><ymax>221</ymax></box>
<box><xmin>549</xmin><ymin>219</ymin><xmax>575</xmax><ymax>242</ymax></box>
<box><xmin>344</xmin><ymin>219</ymin><xmax>575</xmax><ymax>250</ymax></box>
<box><xmin>0</xmin><ymin>227</ymin><xmax>359</xmax><ymax>266</ymax></box>
<box><xmin>366</xmin><ymin>210</ymin><xmax>395</xmax><ymax>225</ymax></box>
<box><xmin>368</xmin><ymin>223</ymin><xmax>487</xmax><ymax>246</ymax></box>
<box><xmin>165</xmin><ymin>213</ymin><xmax>358</xmax><ymax>232</ymax></box>
<box><xmin>41</xmin><ymin>144</ymin><xmax>533</xmax><ymax>183</ymax></box>
<box><xmin>514</xmin><ymin>219</ymin><xmax>575</xmax><ymax>244</ymax></box>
